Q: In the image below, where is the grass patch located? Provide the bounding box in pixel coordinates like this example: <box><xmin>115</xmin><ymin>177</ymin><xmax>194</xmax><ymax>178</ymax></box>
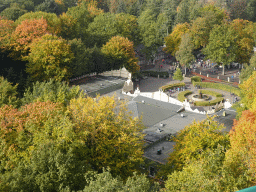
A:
<box><xmin>177</xmin><ymin>90</ymin><xmax>193</xmax><ymax>102</ymax></box>
<box><xmin>193</xmin><ymin>82</ymin><xmax>240</xmax><ymax>96</ymax></box>
<box><xmin>194</xmin><ymin>97</ymin><xmax>224</xmax><ymax>106</ymax></box>
<box><xmin>200</xmin><ymin>89</ymin><xmax>223</xmax><ymax>97</ymax></box>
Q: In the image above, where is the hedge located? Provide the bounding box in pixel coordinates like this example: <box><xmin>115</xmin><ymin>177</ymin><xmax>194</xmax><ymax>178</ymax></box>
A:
<box><xmin>194</xmin><ymin>97</ymin><xmax>224</xmax><ymax>106</ymax></box>
<box><xmin>191</xmin><ymin>76</ymin><xmax>201</xmax><ymax>84</ymax></box>
<box><xmin>141</xmin><ymin>71</ymin><xmax>169</xmax><ymax>78</ymax></box>
<box><xmin>193</xmin><ymin>82</ymin><xmax>240</xmax><ymax>96</ymax></box>
<box><xmin>200</xmin><ymin>90</ymin><xmax>222</xmax><ymax>98</ymax></box>
<box><xmin>160</xmin><ymin>82</ymin><xmax>186</xmax><ymax>92</ymax></box>
<box><xmin>177</xmin><ymin>90</ymin><xmax>193</xmax><ymax>102</ymax></box>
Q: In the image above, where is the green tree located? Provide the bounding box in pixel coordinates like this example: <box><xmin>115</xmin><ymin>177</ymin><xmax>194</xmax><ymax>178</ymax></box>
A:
<box><xmin>0</xmin><ymin>76</ymin><xmax>19</xmax><ymax>107</ymax></box>
<box><xmin>246</xmin><ymin>0</ymin><xmax>256</xmax><ymax>22</ymax></box>
<box><xmin>24</xmin><ymin>34</ymin><xmax>74</xmax><ymax>82</ymax></box>
<box><xmin>138</xmin><ymin>7</ymin><xmax>163</xmax><ymax>60</ymax></box>
<box><xmin>160</xmin><ymin>0</ymin><xmax>179</xmax><ymax>33</ymax></box>
<box><xmin>101</xmin><ymin>36</ymin><xmax>139</xmax><ymax>74</ymax></box>
<box><xmin>172</xmin><ymin>67</ymin><xmax>183</xmax><ymax>81</ymax></box>
<box><xmin>203</xmin><ymin>24</ymin><xmax>238</xmax><ymax>75</ymax></box>
<box><xmin>66</xmin><ymin>1</ymin><xmax>100</xmax><ymax>43</ymax></box>
<box><xmin>82</xmin><ymin>168</ymin><xmax>160</xmax><ymax>192</ymax></box>
<box><xmin>68</xmin><ymin>38</ymin><xmax>95</xmax><ymax>77</ymax></box>
<box><xmin>0</xmin><ymin>6</ymin><xmax>27</xmax><ymax>21</ymax></box>
<box><xmin>175</xmin><ymin>0</ymin><xmax>190</xmax><ymax>24</ymax></box>
<box><xmin>175</xmin><ymin>33</ymin><xmax>195</xmax><ymax>76</ymax></box>
<box><xmin>87</xmin><ymin>12</ymin><xmax>140</xmax><ymax>48</ymax></box>
<box><xmin>21</xmin><ymin>79</ymin><xmax>83</xmax><ymax>106</ymax></box>
<box><xmin>35</xmin><ymin>0</ymin><xmax>63</xmax><ymax>15</ymax></box>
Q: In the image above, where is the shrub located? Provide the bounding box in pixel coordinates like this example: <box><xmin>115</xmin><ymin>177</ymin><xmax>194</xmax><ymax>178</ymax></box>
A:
<box><xmin>193</xmin><ymin>82</ymin><xmax>240</xmax><ymax>96</ymax></box>
<box><xmin>194</xmin><ymin>97</ymin><xmax>224</xmax><ymax>106</ymax></box>
<box><xmin>191</xmin><ymin>76</ymin><xmax>201</xmax><ymax>84</ymax></box>
<box><xmin>141</xmin><ymin>71</ymin><xmax>169</xmax><ymax>78</ymax></box>
<box><xmin>177</xmin><ymin>91</ymin><xmax>192</xmax><ymax>102</ymax></box>
<box><xmin>160</xmin><ymin>82</ymin><xmax>186</xmax><ymax>92</ymax></box>
<box><xmin>200</xmin><ymin>90</ymin><xmax>222</xmax><ymax>97</ymax></box>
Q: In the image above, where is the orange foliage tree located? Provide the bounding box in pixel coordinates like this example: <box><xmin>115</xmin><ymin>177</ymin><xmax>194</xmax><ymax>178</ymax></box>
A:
<box><xmin>7</xmin><ymin>17</ymin><xmax>49</xmax><ymax>60</ymax></box>
<box><xmin>227</xmin><ymin>109</ymin><xmax>256</xmax><ymax>182</ymax></box>
<box><xmin>0</xmin><ymin>17</ymin><xmax>16</xmax><ymax>49</ymax></box>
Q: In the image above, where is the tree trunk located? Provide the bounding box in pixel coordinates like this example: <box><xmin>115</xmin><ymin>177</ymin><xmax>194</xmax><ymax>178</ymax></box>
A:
<box><xmin>222</xmin><ymin>65</ymin><xmax>225</xmax><ymax>75</ymax></box>
<box><xmin>185</xmin><ymin>66</ymin><xmax>186</xmax><ymax>76</ymax></box>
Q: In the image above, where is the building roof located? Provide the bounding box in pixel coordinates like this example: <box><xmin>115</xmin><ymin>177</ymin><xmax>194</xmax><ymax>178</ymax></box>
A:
<box><xmin>128</xmin><ymin>95</ymin><xmax>237</xmax><ymax>164</ymax></box>
<box><xmin>143</xmin><ymin>141</ymin><xmax>175</xmax><ymax>164</ymax></box>
<box><xmin>129</xmin><ymin>95</ymin><xmax>182</xmax><ymax>127</ymax></box>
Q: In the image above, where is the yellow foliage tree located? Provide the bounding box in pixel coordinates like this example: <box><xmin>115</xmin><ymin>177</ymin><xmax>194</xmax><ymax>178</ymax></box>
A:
<box><xmin>164</xmin><ymin>22</ymin><xmax>190</xmax><ymax>56</ymax></box>
<box><xmin>68</xmin><ymin>96</ymin><xmax>145</xmax><ymax>179</ymax></box>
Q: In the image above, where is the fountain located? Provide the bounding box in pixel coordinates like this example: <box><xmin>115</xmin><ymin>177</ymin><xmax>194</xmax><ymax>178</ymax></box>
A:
<box><xmin>191</xmin><ymin>91</ymin><xmax>210</xmax><ymax>102</ymax></box>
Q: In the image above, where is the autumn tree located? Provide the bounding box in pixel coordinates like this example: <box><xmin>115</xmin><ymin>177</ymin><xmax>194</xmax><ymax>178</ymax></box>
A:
<box><xmin>0</xmin><ymin>94</ymin><xmax>146</xmax><ymax>190</ymax></box>
<box><xmin>203</xmin><ymin>23</ymin><xmax>238</xmax><ymax>75</ymax></box>
<box><xmin>0</xmin><ymin>101</ymin><xmax>89</xmax><ymax>191</ymax></box>
<box><xmin>228</xmin><ymin>0</ymin><xmax>247</xmax><ymax>20</ymax></box>
<box><xmin>175</xmin><ymin>33</ymin><xmax>195</xmax><ymax>76</ymax></box>
<box><xmin>164</xmin><ymin>22</ymin><xmax>190</xmax><ymax>56</ymax></box>
<box><xmin>230</xmin><ymin>19</ymin><xmax>255</xmax><ymax>65</ymax></box>
<box><xmin>224</xmin><ymin>109</ymin><xmax>256</xmax><ymax>188</ymax></box>
<box><xmin>101</xmin><ymin>36</ymin><xmax>139</xmax><ymax>74</ymax></box>
<box><xmin>166</xmin><ymin>116</ymin><xmax>229</xmax><ymax>172</ymax></box>
<box><xmin>189</xmin><ymin>17</ymin><xmax>210</xmax><ymax>49</ymax></box>
<box><xmin>55</xmin><ymin>12</ymin><xmax>78</xmax><ymax>40</ymax></box>
<box><xmin>68</xmin><ymin>96</ymin><xmax>145</xmax><ymax>179</ymax></box>
<box><xmin>24</xmin><ymin>34</ymin><xmax>74</xmax><ymax>82</ymax></box>
<box><xmin>0</xmin><ymin>17</ymin><xmax>16</xmax><ymax>49</ymax></box>
<box><xmin>239</xmin><ymin>71</ymin><xmax>256</xmax><ymax>112</ymax></box>
<box><xmin>165</xmin><ymin>145</ymin><xmax>250</xmax><ymax>191</ymax></box>
<box><xmin>15</xmin><ymin>11</ymin><xmax>59</xmax><ymax>34</ymax></box>
<box><xmin>7</xmin><ymin>17</ymin><xmax>49</xmax><ymax>60</ymax></box>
